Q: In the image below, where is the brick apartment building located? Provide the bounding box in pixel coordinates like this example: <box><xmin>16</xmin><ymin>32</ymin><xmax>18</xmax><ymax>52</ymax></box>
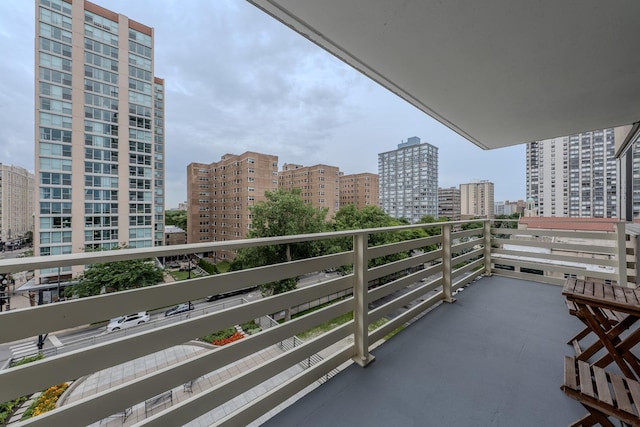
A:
<box><xmin>278</xmin><ymin>163</ymin><xmax>341</xmax><ymax>218</ymax></box>
<box><xmin>187</xmin><ymin>152</ymin><xmax>278</xmax><ymax>260</ymax></box>
<box><xmin>339</xmin><ymin>173</ymin><xmax>379</xmax><ymax>209</ymax></box>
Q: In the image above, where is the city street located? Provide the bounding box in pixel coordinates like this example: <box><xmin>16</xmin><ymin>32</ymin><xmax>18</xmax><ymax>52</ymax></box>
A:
<box><xmin>0</xmin><ymin>292</ymin><xmax>254</xmax><ymax>366</ymax></box>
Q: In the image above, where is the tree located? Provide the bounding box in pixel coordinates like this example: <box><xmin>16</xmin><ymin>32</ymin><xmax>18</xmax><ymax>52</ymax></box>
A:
<box><xmin>232</xmin><ymin>188</ymin><xmax>328</xmax><ymax>297</ymax></box>
<box><xmin>165</xmin><ymin>209</ymin><xmax>187</xmax><ymax>232</ymax></box>
<box><xmin>65</xmin><ymin>247</ymin><xmax>164</xmax><ymax>298</ymax></box>
<box><xmin>23</xmin><ymin>231</ymin><xmax>33</xmax><ymax>245</ymax></box>
<box><xmin>329</xmin><ymin>205</ymin><xmax>428</xmax><ymax>274</ymax></box>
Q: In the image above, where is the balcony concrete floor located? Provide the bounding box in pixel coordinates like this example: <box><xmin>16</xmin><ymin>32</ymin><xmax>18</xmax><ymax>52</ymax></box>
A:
<box><xmin>264</xmin><ymin>275</ymin><xmax>587</xmax><ymax>426</ymax></box>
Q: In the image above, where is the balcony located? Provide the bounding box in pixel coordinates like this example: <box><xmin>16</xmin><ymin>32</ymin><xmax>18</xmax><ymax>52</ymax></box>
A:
<box><xmin>0</xmin><ymin>219</ymin><xmax>631</xmax><ymax>425</ymax></box>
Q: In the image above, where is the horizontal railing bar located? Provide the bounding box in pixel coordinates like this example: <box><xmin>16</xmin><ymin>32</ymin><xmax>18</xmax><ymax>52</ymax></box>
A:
<box><xmin>369</xmin><ymin>278</ymin><xmax>442</xmax><ymax>324</ymax></box>
<box><xmin>491</xmin><ymin>259</ymin><xmax>616</xmax><ymax>281</ymax></box>
<box><xmin>451</xmin><ymin>247</ymin><xmax>483</xmax><ymax>266</ymax></box>
<box><xmin>451</xmin><ymin>237</ymin><xmax>482</xmax><ymax>253</ymax></box>
<box><xmin>367</xmin><ymin>235</ymin><xmax>441</xmax><ymax>260</ymax></box>
<box><xmin>368</xmin><ymin>263</ymin><xmax>442</xmax><ymax>303</ymax></box>
<box><xmin>452</xmin><ymin>268</ymin><xmax>483</xmax><ymax>291</ymax></box>
<box><xmin>491</xmin><ymin>227</ymin><xmax>617</xmax><ymax>241</ymax></box>
<box><xmin>0</xmin><ymin>257</ymin><xmax>353</xmax><ymax>342</ymax></box>
<box><xmin>215</xmin><ymin>345</ymin><xmax>354</xmax><ymax>427</ymax></box>
<box><xmin>141</xmin><ymin>323</ymin><xmax>354</xmax><ymax>427</ymax></box>
<box><xmin>492</xmin><ymin>237</ymin><xmax>617</xmax><ymax>254</ymax></box>
<box><xmin>8</xmin><ymin>302</ymin><xmax>353</xmax><ymax>424</ymax></box>
<box><xmin>369</xmin><ymin>291</ymin><xmax>443</xmax><ymax>344</ymax></box>
<box><xmin>452</xmin><ymin>228</ymin><xmax>484</xmax><ymax>240</ymax></box>
<box><xmin>368</xmin><ymin>253</ymin><xmax>424</xmax><ymax>283</ymax></box>
<box><xmin>0</xmin><ymin>281</ymin><xmax>353</xmax><ymax>402</ymax></box>
<box><xmin>492</xmin><ymin>248</ymin><xmax>618</xmax><ymax>267</ymax></box>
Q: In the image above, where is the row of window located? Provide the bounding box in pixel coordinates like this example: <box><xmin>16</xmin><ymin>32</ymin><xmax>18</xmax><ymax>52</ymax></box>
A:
<box><xmin>40</xmin><ymin>52</ymin><xmax>71</xmax><ymax>73</ymax></box>
<box><xmin>85</xmin><ymin>51</ymin><xmax>118</xmax><ymax>72</ymax></box>
<box><xmin>40</xmin><ymin>6</ymin><xmax>71</xmax><ymax>30</ymax></box>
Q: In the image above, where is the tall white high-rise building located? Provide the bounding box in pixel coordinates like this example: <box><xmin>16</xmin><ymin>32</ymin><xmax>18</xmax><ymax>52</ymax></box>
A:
<box><xmin>378</xmin><ymin>136</ymin><xmax>438</xmax><ymax>223</ymax></box>
<box><xmin>0</xmin><ymin>164</ymin><xmax>35</xmax><ymax>244</ymax></box>
<box><xmin>526</xmin><ymin>128</ymin><xmax>616</xmax><ymax>218</ymax></box>
<box><xmin>34</xmin><ymin>0</ymin><xmax>164</xmax><ymax>281</ymax></box>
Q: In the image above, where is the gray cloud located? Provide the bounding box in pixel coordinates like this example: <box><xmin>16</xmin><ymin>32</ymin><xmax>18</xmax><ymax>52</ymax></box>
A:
<box><xmin>0</xmin><ymin>0</ymin><xmax>526</xmax><ymax>208</ymax></box>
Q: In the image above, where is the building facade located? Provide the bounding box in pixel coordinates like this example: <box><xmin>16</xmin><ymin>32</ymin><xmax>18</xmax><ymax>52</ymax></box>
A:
<box><xmin>187</xmin><ymin>152</ymin><xmax>278</xmax><ymax>260</ymax></box>
<box><xmin>526</xmin><ymin>128</ymin><xmax>617</xmax><ymax>218</ymax></box>
<box><xmin>460</xmin><ymin>180</ymin><xmax>494</xmax><ymax>218</ymax></box>
<box><xmin>378</xmin><ymin>136</ymin><xmax>438</xmax><ymax>223</ymax></box>
<box><xmin>437</xmin><ymin>187</ymin><xmax>460</xmax><ymax>221</ymax></box>
<box><xmin>34</xmin><ymin>0</ymin><xmax>164</xmax><ymax>280</ymax></box>
<box><xmin>0</xmin><ymin>164</ymin><xmax>35</xmax><ymax>245</ymax></box>
<box><xmin>339</xmin><ymin>173</ymin><xmax>379</xmax><ymax>210</ymax></box>
<box><xmin>164</xmin><ymin>225</ymin><xmax>186</xmax><ymax>246</ymax></box>
<box><xmin>278</xmin><ymin>163</ymin><xmax>341</xmax><ymax>218</ymax></box>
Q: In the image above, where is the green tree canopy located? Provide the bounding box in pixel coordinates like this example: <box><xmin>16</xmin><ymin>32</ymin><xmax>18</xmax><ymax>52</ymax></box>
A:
<box><xmin>165</xmin><ymin>209</ymin><xmax>187</xmax><ymax>232</ymax></box>
<box><xmin>232</xmin><ymin>188</ymin><xmax>328</xmax><ymax>296</ymax></box>
<box><xmin>65</xmin><ymin>247</ymin><xmax>164</xmax><ymax>298</ymax></box>
<box><xmin>329</xmin><ymin>205</ymin><xmax>428</xmax><ymax>272</ymax></box>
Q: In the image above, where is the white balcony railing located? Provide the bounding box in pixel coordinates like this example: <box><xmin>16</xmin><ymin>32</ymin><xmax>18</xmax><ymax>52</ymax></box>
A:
<box><xmin>0</xmin><ymin>219</ymin><xmax>627</xmax><ymax>426</ymax></box>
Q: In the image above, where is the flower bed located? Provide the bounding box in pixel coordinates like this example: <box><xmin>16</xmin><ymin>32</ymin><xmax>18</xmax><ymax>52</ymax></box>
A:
<box><xmin>22</xmin><ymin>383</ymin><xmax>68</xmax><ymax>419</ymax></box>
<box><xmin>211</xmin><ymin>331</ymin><xmax>244</xmax><ymax>346</ymax></box>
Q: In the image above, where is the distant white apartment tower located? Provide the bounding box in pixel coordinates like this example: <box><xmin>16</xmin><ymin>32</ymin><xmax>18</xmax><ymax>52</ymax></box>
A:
<box><xmin>460</xmin><ymin>180</ymin><xmax>494</xmax><ymax>218</ymax></box>
<box><xmin>35</xmin><ymin>0</ymin><xmax>164</xmax><ymax>281</ymax></box>
<box><xmin>526</xmin><ymin>128</ymin><xmax>616</xmax><ymax>218</ymax></box>
<box><xmin>378</xmin><ymin>137</ymin><xmax>438</xmax><ymax>223</ymax></box>
<box><xmin>0</xmin><ymin>164</ymin><xmax>35</xmax><ymax>243</ymax></box>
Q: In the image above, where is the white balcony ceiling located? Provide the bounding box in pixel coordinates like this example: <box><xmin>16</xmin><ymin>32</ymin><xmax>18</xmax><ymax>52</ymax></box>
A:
<box><xmin>248</xmin><ymin>0</ymin><xmax>640</xmax><ymax>149</ymax></box>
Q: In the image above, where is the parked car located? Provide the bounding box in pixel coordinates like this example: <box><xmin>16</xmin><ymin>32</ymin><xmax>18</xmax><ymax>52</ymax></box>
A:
<box><xmin>106</xmin><ymin>312</ymin><xmax>150</xmax><ymax>332</ymax></box>
<box><xmin>164</xmin><ymin>302</ymin><xmax>194</xmax><ymax>316</ymax></box>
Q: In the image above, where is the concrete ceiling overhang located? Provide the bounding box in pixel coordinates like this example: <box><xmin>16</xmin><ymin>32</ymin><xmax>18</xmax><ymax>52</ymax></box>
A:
<box><xmin>248</xmin><ymin>0</ymin><xmax>640</xmax><ymax>150</ymax></box>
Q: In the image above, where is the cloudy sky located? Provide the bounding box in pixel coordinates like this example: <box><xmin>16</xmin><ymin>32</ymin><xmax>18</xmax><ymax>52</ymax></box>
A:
<box><xmin>0</xmin><ymin>0</ymin><xmax>525</xmax><ymax>209</ymax></box>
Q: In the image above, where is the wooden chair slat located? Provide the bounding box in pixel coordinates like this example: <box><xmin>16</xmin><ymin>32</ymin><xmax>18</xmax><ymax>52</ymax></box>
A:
<box><xmin>627</xmin><ymin>378</ymin><xmax>640</xmax><ymax>416</ymax></box>
<box><xmin>579</xmin><ymin>360</ymin><xmax>595</xmax><ymax>398</ymax></box>
<box><xmin>564</xmin><ymin>355</ymin><xmax>577</xmax><ymax>390</ymax></box>
<box><xmin>593</xmin><ymin>366</ymin><xmax>614</xmax><ymax>406</ymax></box>
<box><xmin>610</xmin><ymin>373</ymin><xmax>634</xmax><ymax>414</ymax></box>
<box><xmin>595</xmin><ymin>282</ymin><xmax>605</xmax><ymax>299</ymax></box>
<box><xmin>614</xmin><ymin>286</ymin><xmax>627</xmax><ymax>304</ymax></box>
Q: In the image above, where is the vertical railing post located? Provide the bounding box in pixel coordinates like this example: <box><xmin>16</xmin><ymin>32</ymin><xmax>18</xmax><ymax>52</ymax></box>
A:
<box><xmin>442</xmin><ymin>223</ymin><xmax>454</xmax><ymax>303</ymax></box>
<box><xmin>616</xmin><ymin>222</ymin><xmax>628</xmax><ymax>287</ymax></box>
<box><xmin>352</xmin><ymin>233</ymin><xmax>374</xmax><ymax>367</ymax></box>
<box><xmin>484</xmin><ymin>219</ymin><xmax>492</xmax><ymax>277</ymax></box>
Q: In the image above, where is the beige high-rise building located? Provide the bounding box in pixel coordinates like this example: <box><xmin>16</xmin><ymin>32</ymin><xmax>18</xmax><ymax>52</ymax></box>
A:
<box><xmin>0</xmin><ymin>164</ymin><xmax>35</xmax><ymax>245</ymax></box>
<box><xmin>339</xmin><ymin>173</ymin><xmax>379</xmax><ymax>210</ymax></box>
<box><xmin>34</xmin><ymin>0</ymin><xmax>165</xmax><ymax>281</ymax></box>
<box><xmin>460</xmin><ymin>180</ymin><xmax>495</xmax><ymax>218</ymax></box>
<box><xmin>278</xmin><ymin>163</ymin><xmax>341</xmax><ymax>218</ymax></box>
<box><xmin>437</xmin><ymin>187</ymin><xmax>461</xmax><ymax>221</ymax></box>
<box><xmin>187</xmin><ymin>152</ymin><xmax>279</xmax><ymax>260</ymax></box>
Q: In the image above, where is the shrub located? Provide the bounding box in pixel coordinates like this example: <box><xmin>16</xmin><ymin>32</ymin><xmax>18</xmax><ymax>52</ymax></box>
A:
<box><xmin>10</xmin><ymin>353</ymin><xmax>44</xmax><ymax>368</ymax></box>
<box><xmin>201</xmin><ymin>327</ymin><xmax>236</xmax><ymax>343</ymax></box>
<box><xmin>197</xmin><ymin>259</ymin><xmax>217</xmax><ymax>274</ymax></box>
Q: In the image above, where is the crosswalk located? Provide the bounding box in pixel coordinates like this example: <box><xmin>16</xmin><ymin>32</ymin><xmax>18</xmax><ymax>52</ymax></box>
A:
<box><xmin>10</xmin><ymin>341</ymin><xmax>39</xmax><ymax>359</ymax></box>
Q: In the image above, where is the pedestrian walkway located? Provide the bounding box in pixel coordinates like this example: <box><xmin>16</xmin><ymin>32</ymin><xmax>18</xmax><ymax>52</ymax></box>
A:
<box><xmin>6</xmin><ymin>391</ymin><xmax>40</xmax><ymax>426</ymax></box>
<box><xmin>57</xmin><ymin>340</ymin><xmax>315</xmax><ymax>426</ymax></box>
<box><xmin>9</xmin><ymin>341</ymin><xmax>38</xmax><ymax>359</ymax></box>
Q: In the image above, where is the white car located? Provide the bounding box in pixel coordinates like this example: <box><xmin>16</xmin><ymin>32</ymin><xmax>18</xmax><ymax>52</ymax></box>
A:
<box><xmin>106</xmin><ymin>311</ymin><xmax>150</xmax><ymax>332</ymax></box>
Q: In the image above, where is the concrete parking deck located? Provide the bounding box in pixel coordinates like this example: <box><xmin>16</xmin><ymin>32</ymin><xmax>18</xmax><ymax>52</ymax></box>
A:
<box><xmin>264</xmin><ymin>276</ymin><xmax>587</xmax><ymax>427</ymax></box>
